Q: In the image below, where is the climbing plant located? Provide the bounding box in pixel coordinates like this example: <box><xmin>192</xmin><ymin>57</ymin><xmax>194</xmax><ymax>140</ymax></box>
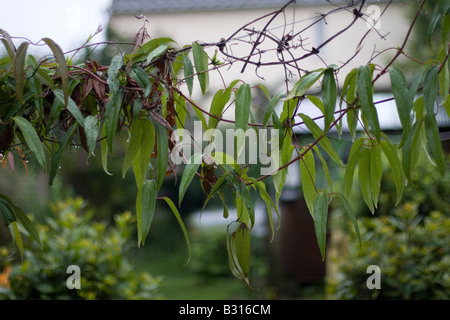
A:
<box><xmin>0</xmin><ymin>0</ymin><xmax>448</xmax><ymax>287</ymax></box>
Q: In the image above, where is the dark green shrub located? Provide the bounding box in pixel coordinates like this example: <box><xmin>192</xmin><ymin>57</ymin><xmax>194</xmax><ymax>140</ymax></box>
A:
<box><xmin>0</xmin><ymin>197</ymin><xmax>162</xmax><ymax>300</ymax></box>
<box><xmin>328</xmin><ymin>202</ymin><xmax>450</xmax><ymax>299</ymax></box>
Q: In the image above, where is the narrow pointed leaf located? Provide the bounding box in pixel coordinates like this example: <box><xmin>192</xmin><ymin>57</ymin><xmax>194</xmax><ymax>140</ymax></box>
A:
<box><xmin>0</xmin><ymin>198</ymin><xmax>17</xmax><ymax>226</ymax></box>
<box><xmin>300</xmin><ymin>149</ymin><xmax>316</xmax><ymax>215</ymax></box>
<box><xmin>357</xmin><ymin>65</ymin><xmax>381</xmax><ymax>142</ymax></box>
<box><xmin>389</xmin><ymin>67</ymin><xmax>412</xmax><ymax>132</ymax></box>
<box><xmin>402</xmin><ymin>121</ymin><xmax>423</xmax><ymax>182</ymax></box>
<box><xmin>380</xmin><ymin>134</ymin><xmax>404</xmax><ymax>205</ymax></box>
<box><xmin>235</xmin><ymin>83</ymin><xmax>252</xmax><ymax>132</ymax></box>
<box><xmin>263</xmin><ymin>91</ymin><xmax>284</xmax><ymax>128</ymax></box>
<box><xmin>105</xmin><ymin>90</ymin><xmax>123</xmax><ymax>152</ymax></box>
<box><xmin>155</xmin><ymin>123</ymin><xmax>168</xmax><ymax>191</ymax></box>
<box><xmin>14</xmin><ymin>42</ymin><xmax>29</xmax><ymax>104</ymax></box>
<box><xmin>11</xmin><ymin>222</ymin><xmax>24</xmax><ymax>261</ymax></box>
<box><xmin>313</xmin><ymin>191</ymin><xmax>328</xmax><ymax>261</ymax></box>
<box><xmin>13</xmin><ymin>116</ymin><xmax>46</xmax><ymax>172</ymax></box>
<box><xmin>179</xmin><ymin>153</ymin><xmax>202</xmax><ymax>207</ymax></box>
<box><xmin>123</xmin><ymin>120</ymin><xmax>143</xmax><ymax>178</ymax></box>
<box><xmin>84</xmin><ymin>115</ymin><xmax>98</xmax><ymax>156</ymax></box>
<box><xmin>12</xmin><ymin>203</ymin><xmax>41</xmax><ymax>247</ymax></box>
<box><xmin>43</xmin><ymin>38</ymin><xmax>69</xmax><ymax>105</ymax></box>
<box><xmin>192</xmin><ymin>41</ymin><xmax>209</xmax><ymax>94</ymax></box>
<box><xmin>163</xmin><ymin>197</ymin><xmax>191</xmax><ymax>265</ymax></box>
<box><xmin>369</xmin><ymin>144</ymin><xmax>382</xmax><ymax>209</ymax></box>
<box><xmin>54</xmin><ymin>89</ymin><xmax>85</xmax><ymax>128</ymax></box>
<box><xmin>141</xmin><ymin>179</ymin><xmax>157</xmax><ymax>245</ymax></box>
<box><xmin>358</xmin><ymin>148</ymin><xmax>374</xmax><ymax>213</ymax></box>
<box><xmin>322</xmin><ymin>67</ymin><xmax>337</xmax><ymax>131</ymax></box>
<box><xmin>100</xmin><ymin>123</ymin><xmax>113</xmax><ymax>175</ymax></box>
<box><xmin>48</xmin><ymin>123</ymin><xmax>78</xmax><ymax>185</ymax></box>
<box><xmin>183</xmin><ymin>54</ymin><xmax>194</xmax><ymax>96</ymax></box>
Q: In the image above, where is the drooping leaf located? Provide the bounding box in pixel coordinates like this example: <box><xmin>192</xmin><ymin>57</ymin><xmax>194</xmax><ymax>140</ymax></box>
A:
<box><xmin>369</xmin><ymin>144</ymin><xmax>382</xmax><ymax>209</ymax></box>
<box><xmin>300</xmin><ymin>148</ymin><xmax>316</xmax><ymax>216</ymax></box>
<box><xmin>322</xmin><ymin>67</ymin><xmax>337</xmax><ymax>131</ymax></box>
<box><xmin>13</xmin><ymin>116</ymin><xmax>46</xmax><ymax>172</ymax></box>
<box><xmin>235</xmin><ymin>83</ymin><xmax>252</xmax><ymax>132</ymax></box>
<box><xmin>182</xmin><ymin>53</ymin><xmax>194</xmax><ymax>96</ymax></box>
<box><xmin>145</xmin><ymin>44</ymin><xmax>169</xmax><ymax>65</ymax></box>
<box><xmin>192</xmin><ymin>41</ymin><xmax>209</xmax><ymax>94</ymax></box>
<box><xmin>0</xmin><ymin>193</ymin><xmax>42</xmax><ymax>247</ymax></box>
<box><xmin>43</xmin><ymin>38</ymin><xmax>69</xmax><ymax>105</ymax></box>
<box><xmin>140</xmin><ymin>179</ymin><xmax>157</xmax><ymax>245</ymax></box>
<box><xmin>11</xmin><ymin>222</ymin><xmax>24</xmax><ymax>261</ymax></box>
<box><xmin>178</xmin><ymin>153</ymin><xmax>202</xmax><ymax>207</ymax></box>
<box><xmin>236</xmin><ymin>181</ymin><xmax>255</xmax><ymax>229</ymax></box>
<box><xmin>263</xmin><ymin>91</ymin><xmax>284</xmax><ymax>128</ymax></box>
<box><xmin>123</xmin><ymin>119</ymin><xmax>144</xmax><ymax>178</ymax></box>
<box><xmin>357</xmin><ymin>65</ymin><xmax>381</xmax><ymax>142</ymax></box>
<box><xmin>139</xmin><ymin>119</ymin><xmax>156</xmax><ymax>181</ymax></box>
<box><xmin>313</xmin><ymin>145</ymin><xmax>333</xmax><ymax>192</ymax></box>
<box><xmin>163</xmin><ymin>197</ymin><xmax>191</xmax><ymax>266</ymax></box>
<box><xmin>100</xmin><ymin>122</ymin><xmax>113</xmax><ymax>176</ymax></box>
<box><xmin>313</xmin><ymin>191</ymin><xmax>328</xmax><ymax>261</ymax></box>
<box><xmin>425</xmin><ymin>115</ymin><xmax>445</xmax><ymax>176</ymax></box>
<box><xmin>0</xmin><ymin>197</ymin><xmax>17</xmax><ymax>226</ymax></box>
<box><xmin>105</xmin><ymin>90</ymin><xmax>123</xmax><ymax>152</ymax></box>
<box><xmin>234</xmin><ymin>222</ymin><xmax>251</xmax><ymax>279</ymax></box>
<box><xmin>130</xmin><ymin>67</ymin><xmax>152</xmax><ymax>98</ymax></box>
<box><xmin>402</xmin><ymin>120</ymin><xmax>423</xmax><ymax>182</ymax></box>
<box><xmin>14</xmin><ymin>42</ymin><xmax>29</xmax><ymax>104</ymax></box>
<box><xmin>389</xmin><ymin>66</ymin><xmax>412</xmax><ymax>134</ymax></box>
<box><xmin>380</xmin><ymin>134</ymin><xmax>404</xmax><ymax>205</ymax></box>
<box><xmin>358</xmin><ymin>148</ymin><xmax>374</xmax><ymax>213</ymax></box>
<box><xmin>107</xmin><ymin>54</ymin><xmax>124</xmax><ymax>97</ymax></box>
<box><xmin>155</xmin><ymin>123</ymin><xmax>168</xmax><ymax>191</ymax></box>
<box><xmin>84</xmin><ymin>115</ymin><xmax>98</xmax><ymax>157</ymax></box>
<box><xmin>423</xmin><ymin>64</ymin><xmax>439</xmax><ymax>119</ymax></box>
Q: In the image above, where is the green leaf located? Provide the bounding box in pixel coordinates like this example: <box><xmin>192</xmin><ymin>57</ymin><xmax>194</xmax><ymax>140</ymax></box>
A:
<box><xmin>54</xmin><ymin>89</ymin><xmax>85</xmax><ymax>128</ymax></box>
<box><xmin>140</xmin><ymin>179</ymin><xmax>157</xmax><ymax>245</ymax></box>
<box><xmin>402</xmin><ymin>120</ymin><xmax>423</xmax><ymax>182</ymax></box>
<box><xmin>263</xmin><ymin>91</ymin><xmax>284</xmax><ymax>128</ymax></box>
<box><xmin>131</xmin><ymin>37</ymin><xmax>175</xmax><ymax>63</ymax></box>
<box><xmin>343</xmin><ymin>137</ymin><xmax>365</xmax><ymax>197</ymax></box>
<box><xmin>234</xmin><ymin>222</ymin><xmax>251</xmax><ymax>278</ymax></box>
<box><xmin>100</xmin><ymin>122</ymin><xmax>113</xmax><ymax>176</ymax></box>
<box><xmin>155</xmin><ymin>123</ymin><xmax>168</xmax><ymax>191</ymax></box>
<box><xmin>235</xmin><ymin>83</ymin><xmax>252</xmax><ymax>132</ymax></box>
<box><xmin>358</xmin><ymin>148</ymin><xmax>374</xmax><ymax>213</ymax></box>
<box><xmin>43</xmin><ymin>38</ymin><xmax>69</xmax><ymax>105</ymax></box>
<box><xmin>336</xmin><ymin>193</ymin><xmax>361</xmax><ymax>253</ymax></box>
<box><xmin>313</xmin><ymin>145</ymin><xmax>333</xmax><ymax>192</ymax></box>
<box><xmin>192</xmin><ymin>41</ymin><xmax>209</xmax><ymax>94</ymax></box>
<box><xmin>0</xmin><ymin>29</ymin><xmax>16</xmax><ymax>64</ymax></box>
<box><xmin>425</xmin><ymin>115</ymin><xmax>445</xmax><ymax>176</ymax></box>
<box><xmin>105</xmin><ymin>90</ymin><xmax>123</xmax><ymax>152</ymax></box>
<box><xmin>139</xmin><ymin>119</ymin><xmax>156</xmax><ymax>180</ymax></box>
<box><xmin>13</xmin><ymin>116</ymin><xmax>46</xmax><ymax>172</ymax></box>
<box><xmin>423</xmin><ymin>64</ymin><xmax>439</xmax><ymax>119</ymax></box>
<box><xmin>14</xmin><ymin>42</ymin><xmax>29</xmax><ymax>104</ymax></box>
<box><xmin>179</xmin><ymin>153</ymin><xmax>202</xmax><ymax>207</ymax></box>
<box><xmin>163</xmin><ymin>197</ymin><xmax>191</xmax><ymax>266</ymax></box>
<box><xmin>107</xmin><ymin>54</ymin><xmax>124</xmax><ymax>96</ymax></box>
<box><xmin>313</xmin><ymin>191</ymin><xmax>328</xmax><ymax>261</ymax></box>
<box><xmin>298</xmin><ymin>113</ymin><xmax>344</xmax><ymax>167</ymax></box>
<box><xmin>380</xmin><ymin>134</ymin><xmax>404</xmax><ymax>205</ymax></box>
<box><xmin>357</xmin><ymin>65</ymin><xmax>381</xmax><ymax>142</ymax></box>
<box><xmin>285</xmin><ymin>68</ymin><xmax>325</xmax><ymax>100</ymax></box>
<box><xmin>11</xmin><ymin>222</ymin><xmax>24</xmax><ymax>261</ymax></box>
<box><xmin>237</xmin><ymin>182</ymin><xmax>255</xmax><ymax>228</ymax></box>
<box><xmin>369</xmin><ymin>144</ymin><xmax>382</xmax><ymax>209</ymax></box>
<box><xmin>389</xmin><ymin>67</ymin><xmax>412</xmax><ymax>133</ymax></box>
<box><xmin>0</xmin><ymin>194</ymin><xmax>40</xmax><ymax>246</ymax></box>
<box><xmin>438</xmin><ymin>45</ymin><xmax>449</xmax><ymax>103</ymax></box>
<box><xmin>273</xmin><ymin>132</ymin><xmax>295</xmax><ymax>207</ymax></box>
<box><xmin>48</xmin><ymin>123</ymin><xmax>78</xmax><ymax>185</ymax></box>
<box><xmin>322</xmin><ymin>67</ymin><xmax>337</xmax><ymax>131</ymax></box>
<box><xmin>123</xmin><ymin>119</ymin><xmax>144</xmax><ymax>178</ymax></box>
<box><xmin>182</xmin><ymin>54</ymin><xmax>194</xmax><ymax>96</ymax></box>
<box><xmin>130</xmin><ymin>67</ymin><xmax>152</xmax><ymax>98</ymax></box>
<box><xmin>209</xmin><ymin>80</ymin><xmax>240</xmax><ymax>129</ymax></box>
<box><xmin>84</xmin><ymin>115</ymin><xmax>98</xmax><ymax>157</ymax></box>
<box><xmin>300</xmin><ymin>148</ymin><xmax>316</xmax><ymax>215</ymax></box>
<box><xmin>145</xmin><ymin>44</ymin><xmax>169</xmax><ymax>65</ymax></box>
<box><xmin>0</xmin><ymin>197</ymin><xmax>17</xmax><ymax>226</ymax></box>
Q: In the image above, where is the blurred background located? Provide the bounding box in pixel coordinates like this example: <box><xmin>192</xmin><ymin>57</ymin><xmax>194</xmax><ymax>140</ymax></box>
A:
<box><xmin>0</xmin><ymin>0</ymin><xmax>449</xmax><ymax>299</ymax></box>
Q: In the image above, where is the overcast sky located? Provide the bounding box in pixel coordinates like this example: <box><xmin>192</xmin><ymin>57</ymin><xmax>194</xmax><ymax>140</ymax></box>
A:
<box><xmin>0</xmin><ymin>0</ymin><xmax>113</xmax><ymax>53</ymax></box>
